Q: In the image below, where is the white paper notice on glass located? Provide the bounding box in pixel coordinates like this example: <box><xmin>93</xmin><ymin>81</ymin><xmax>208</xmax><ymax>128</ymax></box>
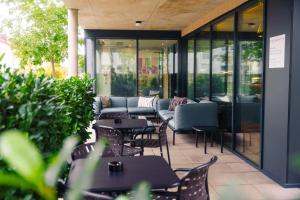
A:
<box><xmin>269</xmin><ymin>34</ymin><xmax>286</xmax><ymax>68</ymax></box>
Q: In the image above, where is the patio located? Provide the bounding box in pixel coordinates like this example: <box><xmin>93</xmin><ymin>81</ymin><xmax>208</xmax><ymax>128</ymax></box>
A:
<box><xmin>86</xmin><ymin>126</ymin><xmax>300</xmax><ymax>200</ymax></box>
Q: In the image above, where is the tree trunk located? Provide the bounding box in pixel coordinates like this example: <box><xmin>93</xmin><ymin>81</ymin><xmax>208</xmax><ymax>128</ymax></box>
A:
<box><xmin>51</xmin><ymin>60</ymin><xmax>56</xmax><ymax>77</ymax></box>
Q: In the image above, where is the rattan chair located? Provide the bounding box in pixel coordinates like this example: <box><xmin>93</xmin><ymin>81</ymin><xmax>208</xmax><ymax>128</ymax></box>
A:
<box><xmin>98</xmin><ymin>112</ymin><xmax>131</xmax><ymax>120</ymax></box>
<box><xmin>93</xmin><ymin>125</ymin><xmax>142</xmax><ymax>157</ymax></box>
<box><xmin>69</xmin><ymin>142</ymin><xmax>114</xmax><ymax>163</ymax></box>
<box><xmin>152</xmin><ymin>156</ymin><xmax>217</xmax><ymax>200</ymax></box>
<box><xmin>131</xmin><ymin>118</ymin><xmax>172</xmax><ymax>165</ymax></box>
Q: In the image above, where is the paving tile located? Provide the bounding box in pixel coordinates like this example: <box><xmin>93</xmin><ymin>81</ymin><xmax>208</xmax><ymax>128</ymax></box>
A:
<box><xmin>227</xmin><ymin>162</ymin><xmax>258</xmax><ymax>172</ymax></box>
<box><xmin>213</xmin><ymin>184</ymin><xmax>265</xmax><ymax>200</ymax></box>
<box><xmin>253</xmin><ymin>184</ymin><xmax>300</xmax><ymax>200</ymax></box>
<box><xmin>85</xmin><ymin>125</ymin><xmax>299</xmax><ymax>199</ymax></box>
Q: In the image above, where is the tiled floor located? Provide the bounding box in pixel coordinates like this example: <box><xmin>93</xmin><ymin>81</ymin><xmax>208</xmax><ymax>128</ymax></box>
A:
<box><xmin>88</xmin><ymin>125</ymin><xmax>300</xmax><ymax>200</ymax></box>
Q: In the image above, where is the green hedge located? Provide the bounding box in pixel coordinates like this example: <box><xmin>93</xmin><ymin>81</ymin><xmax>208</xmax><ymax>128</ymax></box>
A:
<box><xmin>0</xmin><ymin>59</ymin><xmax>94</xmax><ymax>199</ymax></box>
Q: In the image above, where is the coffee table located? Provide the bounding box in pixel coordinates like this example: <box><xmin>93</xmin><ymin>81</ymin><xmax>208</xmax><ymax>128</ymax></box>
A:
<box><xmin>67</xmin><ymin>156</ymin><xmax>179</xmax><ymax>193</ymax></box>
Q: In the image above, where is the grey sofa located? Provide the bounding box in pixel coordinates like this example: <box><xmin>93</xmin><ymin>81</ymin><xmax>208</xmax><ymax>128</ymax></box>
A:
<box><xmin>93</xmin><ymin>96</ymin><xmax>158</xmax><ymax>117</ymax></box>
<box><xmin>157</xmin><ymin>99</ymin><xmax>218</xmax><ymax>145</ymax></box>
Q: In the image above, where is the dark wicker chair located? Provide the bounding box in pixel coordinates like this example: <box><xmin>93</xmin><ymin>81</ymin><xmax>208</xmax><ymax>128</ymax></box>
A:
<box><xmin>152</xmin><ymin>156</ymin><xmax>217</xmax><ymax>200</ymax></box>
<box><xmin>98</xmin><ymin>112</ymin><xmax>131</xmax><ymax>120</ymax></box>
<box><xmin>93</xmin><ymin>125</ymin><xmax>142</xmax><ymax>157</ymax></box>
<box><xmin>69</xmin><ymin>142</ymin><xmax>114</xmax><ymax>163</ymax></box>
<box><xmin>132</xmin><ymin>118</ymin><xmax>172</xmax><ymax>165</ymax></box>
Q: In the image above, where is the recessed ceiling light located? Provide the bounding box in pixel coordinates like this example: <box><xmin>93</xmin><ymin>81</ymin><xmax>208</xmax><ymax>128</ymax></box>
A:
<box><xmin>248</xmin><ymin>22</ymin><xmax>256</xmax><ymax>28</ymax></box>
<box><xmin>135</xmin><ymin>21</ymin><xmax>143</xmax><ymax>26</ymax></box>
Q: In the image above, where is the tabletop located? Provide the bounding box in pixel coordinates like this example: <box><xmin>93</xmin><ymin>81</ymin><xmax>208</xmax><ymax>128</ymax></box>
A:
<box><xmin>67</xmin><ymin>156</ymin><xmax>179</xmax><ymax>193</ymax></box>
<box><xmin>95</xmin><ymin>119</ymin><xmax>149</xmax><ymax>129</ymax></box>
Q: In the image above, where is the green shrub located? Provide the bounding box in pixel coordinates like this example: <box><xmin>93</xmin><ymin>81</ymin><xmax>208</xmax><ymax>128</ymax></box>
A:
<box><xmin>0</xmin><ymin>57</ymin><xmax>95</xmax><ymax>199</ymax></box>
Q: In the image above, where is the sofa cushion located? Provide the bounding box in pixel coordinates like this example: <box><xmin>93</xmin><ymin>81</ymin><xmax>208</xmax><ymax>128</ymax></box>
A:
<box><xmin>138</xmin><ymin>96</ymin><xmax>155</xmax><ymax>108</ymax></box>
<box><xmin>158</xmin><ymin>110</ymin><xmax>174</xmax><ymax>121</ymax></box>
<box><xmin>168</xmin><ymin>119</ymin><xmax>175</xmax><ymax>130</ymax></box>
<box><xmin>127</xmin><ymin>97</ymin><xmax>139</xmax><ymax>107</ymax></box>
<box><xmin>101</xmin><ymin>107</ymin><xmax>127</xmax><ymax>114</ymax></box>
<box><xmin>168</xmin><ymin>96</ymin><xmax>187</xmax><ymax>111</ymax></box>
<box><xmin>100</xmin><ymin>96</ymin><xmax>111</xmax><ymax>108</ymax></box>
<box><xmin>110</xmin><ymin>97</ymin><xmax>127</xmax><ymax>107</ymax></box>
<box><xmin>128</xmin><ymin>107</ymin><xmax>155</xmax><ymax>114</ymax></box>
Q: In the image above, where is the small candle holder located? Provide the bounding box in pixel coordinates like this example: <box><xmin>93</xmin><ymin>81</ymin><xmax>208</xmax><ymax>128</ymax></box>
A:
<box><xmin>108</xmin><ymin>161</ymin><xmax>123</xmax><ymax>173</ymax></box>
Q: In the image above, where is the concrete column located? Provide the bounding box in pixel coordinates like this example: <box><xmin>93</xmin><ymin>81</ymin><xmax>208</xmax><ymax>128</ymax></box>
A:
<box><xmin>68</xmin><ymin>8</ymin><xmax>78</xmax><ymax>76</ymax></box>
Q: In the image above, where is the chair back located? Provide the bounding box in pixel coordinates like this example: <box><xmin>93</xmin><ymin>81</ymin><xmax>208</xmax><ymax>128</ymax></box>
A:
<box><xmin>94</xmin><ymin>125</ymin><xmax>124</xmax><ymax>156</ymax></box>
<box><xmin>178</xmin><ymin>156</ymin><xmax>217</xmax><ymax>200</ymax></box>
<box><xmin>158</xmin><ymin>118</ymin><xmax>171</xmax><ymax>145</ymax></box>
<box><xmin>98</xmin><ymin>112</ymin><xmax>130</xmax><ymax>120</ymax></box>
<box><xmin>71</xmin><ymin>143</ymin><xmax>95</xmax><ymax>162</ymax></box>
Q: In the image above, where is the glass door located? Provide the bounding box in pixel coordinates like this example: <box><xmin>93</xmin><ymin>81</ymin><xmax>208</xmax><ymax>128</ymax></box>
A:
<box><xmin>211</xmin><ymin>16</ymin><xmax>235</xmax><ymax>147</ymax></box>
<box><xmin>235</xmin><ymin>1</ymin><xmax>264</xmax><ymax>164</ymax></box>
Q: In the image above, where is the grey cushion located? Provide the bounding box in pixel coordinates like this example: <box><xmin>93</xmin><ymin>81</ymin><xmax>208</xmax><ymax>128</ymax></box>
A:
<box><xmin>101</xmin><ymin>107</ymin><xmax>127</xmax><ymax>114</ymax></box>
<box><xmin>158</xmin><ymin>110</ymin><xmax>174</xmax><ymax>121</ymax></box>
<box><xmin>168</xmin><ymin>119</ymin><xmax>175</xmax><ymax>130</ymax></box>
<box><xmin>127</xmin><ymin>97</ymin><xmax>139</xmax><ymax>107</ymax></box>
<box><xmin>110</xmin><ymin>97</ymin><xmax>127</xmax><ymax>107</ymax></box>
<box><xmin>93</xmin><ymin>97</ymin><xmax>102</xmax><ymax>115</ymax></box>
<box><xmin>128</xmin><ymin>107</ymin><xmax>155</xmax><ymax>114</ymax></box>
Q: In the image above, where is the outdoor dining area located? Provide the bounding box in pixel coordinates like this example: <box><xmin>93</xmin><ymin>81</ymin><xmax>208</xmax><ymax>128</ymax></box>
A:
<box><xmin>59</xmin><ymin>112</ymin><xmax>219</xmax><ymax>200</ymax></box>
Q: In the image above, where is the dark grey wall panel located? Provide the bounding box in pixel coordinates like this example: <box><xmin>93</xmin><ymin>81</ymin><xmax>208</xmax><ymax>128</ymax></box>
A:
<box><xmin>288</xmin><ymin>0</ymin><xmax>300</xmax><ymax>184</ymax></box>
<box><xmin>263</xmin><ymin>0</ymin><xmax>292</xmax><ymax>184</ymax></box>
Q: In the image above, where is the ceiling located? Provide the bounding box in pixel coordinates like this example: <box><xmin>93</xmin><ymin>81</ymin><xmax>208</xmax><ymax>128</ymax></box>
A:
<box><xmin>63</xmin><ymin>0</ymin><xmax>248</xmax><ymax>34</ymax></box>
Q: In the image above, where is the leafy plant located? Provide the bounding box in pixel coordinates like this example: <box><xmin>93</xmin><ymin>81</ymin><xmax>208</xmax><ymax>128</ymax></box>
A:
<box><xmin>0</xmin><ymin>130</ymin><xmax>151</xmax><ymax>200</ymax></box>
<box><xmin>0</xmin><ymin>58</ymin><xmax>95</xmax><ymax>199</ymax></box>
<box><xmin>0</xmin><ymin>130</ymin><xmax>102</xmax><ymax>200</ymax></box>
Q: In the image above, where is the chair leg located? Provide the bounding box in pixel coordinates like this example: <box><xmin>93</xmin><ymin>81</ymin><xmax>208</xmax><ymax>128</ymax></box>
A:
<box><xmin>166</xmin><ymin>141</ymin><xmax>171</xmax><ymax>166</ymax></box>
<box><xmin>195</xmin><ymin>130</ymin><xmax>199</xmax><ymax>148</ymax></box>
<box><xmin>173</xmin><ymin>131</ymin><xmax>176</xmax><ymax>145</ymax></box>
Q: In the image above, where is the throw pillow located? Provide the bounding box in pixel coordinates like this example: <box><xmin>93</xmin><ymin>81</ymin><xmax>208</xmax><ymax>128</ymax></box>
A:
<box><xmin>100</xmin><ymin>96</ymin><xmax>111</xmax><ymax>108</ymax></box>
<box><xmin>138</xmin><ymin>96</ymin><xmax>155</xmax><ymax>108</ymax></box>
<box><xmin>168</xmin><ymin>96</ymin><xmax>187</xmax><ymax>111</ymax></box>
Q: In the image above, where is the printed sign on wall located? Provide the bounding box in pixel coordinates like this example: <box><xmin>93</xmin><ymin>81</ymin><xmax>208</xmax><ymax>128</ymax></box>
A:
<box><xmin>269</xmin><ymin>34</ymin><xmax>286</xmax><ymax>68</ymax></box>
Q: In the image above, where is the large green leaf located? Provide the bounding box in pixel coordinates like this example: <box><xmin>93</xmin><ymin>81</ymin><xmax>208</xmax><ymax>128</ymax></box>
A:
<box><xmin>65</xmin><ymin>139</ymin><xmax>107</xmax><ymax>200</ymax></box>
<box><xmin>45</xmin><ymin>136</ymin><xmax>78</xmax><ymax>186</ymax></box>
<box><xmin>0</xmin><ymin>172</ymin><xmax>32</xmax><ymax>190</ymax></box>
<box><xmin>0</xmin><ymin>130</ymin><xmax>45</xmax><ymax>184</ymax></box>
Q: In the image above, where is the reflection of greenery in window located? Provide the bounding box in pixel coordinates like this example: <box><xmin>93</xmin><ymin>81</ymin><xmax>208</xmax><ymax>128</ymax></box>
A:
<box><xmin>240</xmin><ymin>41</ymin><xmax>262</xmax><ymax>95</ymax></box>
<box><xmin>187</xmin><ymin>40</ymin><xmax>194</xmax><ymax>99</ymax></box>
<box><xmin>96</xmin><ymin>39</ymin><xmax>137</xmax><ymax>96</ymax></box>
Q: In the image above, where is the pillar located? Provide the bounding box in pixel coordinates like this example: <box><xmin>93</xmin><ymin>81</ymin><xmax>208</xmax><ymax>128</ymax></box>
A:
<box><xmin>68</xmin><ymin>9</ymin><xmax>78</xmax><ymax>76</ymax></box>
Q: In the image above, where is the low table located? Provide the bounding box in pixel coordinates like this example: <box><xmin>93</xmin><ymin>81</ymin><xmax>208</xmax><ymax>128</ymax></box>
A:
<box><xmin>95</xmin><ymin>119</ymin><xmax>148</xmax><ymax>130</ymax></box>
<box><xmin>67</xmin><ymin>156</ymin><xmax>179</xmax><ymax>193</ymax></box>
<box><xmin>192</xmin><ymin>126</ymin><xmax>223</xmax><ymax>154</ymax></box>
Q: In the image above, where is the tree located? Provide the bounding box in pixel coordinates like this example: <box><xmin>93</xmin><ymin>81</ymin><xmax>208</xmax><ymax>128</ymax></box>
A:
<box><xmin>1</xmin><ymin>0</ymin><xmax>67</xmax><ymax>77</ymax></box>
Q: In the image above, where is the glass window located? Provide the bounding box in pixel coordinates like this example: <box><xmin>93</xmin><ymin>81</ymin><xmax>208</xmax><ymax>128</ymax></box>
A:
<box><xmin>187</xmin><ymin>40</ymin><xmax>195</xmax><ymax>99</ymax></box>
<box><xmin>235</xmin><ymin>1</ymin><xmax>264</xmax><ymax>165</ymax></box>
<box><xmin>138</xmin><ymin>40</ymin><xmax>177</xmax><ymax>97</ymax></box>
<box><xmin>196</xmin><ymin>27</ymin><xmax>210</xmax><ymax>100</ymax></box>
<box><xmin>212</xmin><ymin>16</ymin><xmax>235</xmax><ymax>147</ymax></box>
<box><xmin>95</xmin><ymin>39</ymin><xmax>137</xmax><ymax>96</ymax></box>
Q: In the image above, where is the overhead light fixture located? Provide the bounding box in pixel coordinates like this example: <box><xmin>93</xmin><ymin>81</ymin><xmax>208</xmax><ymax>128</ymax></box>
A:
<box><xmin>135</xmin><ymin>21</ymin><xmax>143</xmax><ymax>26</ymax></box>
<box><xmin>248</xmin><ymin>22</ymin><xmax>256</xmax><ymax>28</ymax></box>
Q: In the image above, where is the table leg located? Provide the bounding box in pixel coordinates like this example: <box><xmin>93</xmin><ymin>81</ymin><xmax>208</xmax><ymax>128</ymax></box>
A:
<box><xmin>204</xmin><ymin>131</ymin><xmax>207</xmax><ymax>154</ymax></box>
<box><xmin>210</xmin><ymin>131</ymin><xmax>214</xmax><ymax>147</ymax></box>
<box><xmin>195</xmin><ymin>130</ymin><xmax>199</xmax><ymax>148</ymax></box>
<box><xmin>221</xmin><ymin>131</ymin><xmax>224</xmax><ymax>153</ymax></box>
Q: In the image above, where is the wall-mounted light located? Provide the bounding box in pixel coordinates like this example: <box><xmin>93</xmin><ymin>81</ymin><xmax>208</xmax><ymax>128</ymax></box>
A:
<box><xmin>135</xmin><ymin>21</ymin><xmax>143</xmax><ymax>26</ymax></box>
